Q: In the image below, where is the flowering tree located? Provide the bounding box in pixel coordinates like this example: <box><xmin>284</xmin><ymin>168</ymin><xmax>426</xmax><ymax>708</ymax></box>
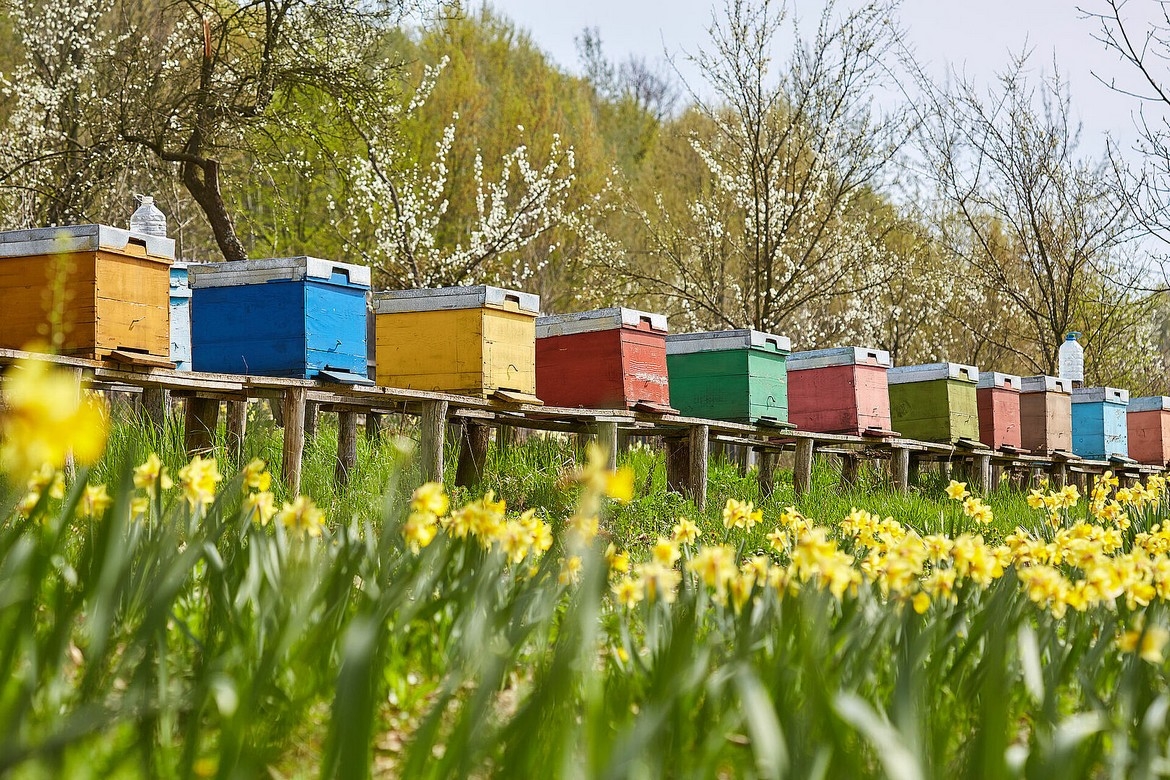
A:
<box><xmin>616</xmin><ymin>0</ymin><xmax>911</xmax><ymax>343</ymax></box>
<box><xmin>915</xmin><ymin>56</ymin><xmax>1162</xmax><ymax>386</ymax></box>
<box><xmin>0</xmin><ymin>0</ymin><xmax>403</xmax><ymax>260</ymax></box>
<box><xmin>342</xmin><ymin>57</ymin><xmax>597</xmax><ymax>290</ymax></box>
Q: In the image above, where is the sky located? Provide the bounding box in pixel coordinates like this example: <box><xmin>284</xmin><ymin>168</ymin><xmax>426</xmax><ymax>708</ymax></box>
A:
<box><xmin>482</xmin><ymin>0</ymin><xmax>1153</xmax><ymax>156</ymax></box>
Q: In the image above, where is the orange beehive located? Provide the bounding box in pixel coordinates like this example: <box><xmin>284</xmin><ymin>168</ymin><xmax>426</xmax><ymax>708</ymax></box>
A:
<box><xmin>1128</xmin><ymin>396</ymin><xmax>1170</xmax><ymax>466</ymax></box>
<box><xmin>1019</xmin><ymin>375</ymin><xmax>1072</xmax><ymax>455</ymax></box>
<box><xmin>976</xmin><ymin>372</ymin><xmax>1023</xmax><ymax>451</ymax></box>
<box><xmin>0</xmin><ymin>225</ymin><xmax>174</xmax><ymax>360</ymax></box>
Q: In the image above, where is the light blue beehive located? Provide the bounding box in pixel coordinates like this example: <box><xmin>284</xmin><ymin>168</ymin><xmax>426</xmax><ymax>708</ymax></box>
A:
<box><xmin>189</xmin><ymin>257</ymin><xmax>372</xmax><ymax>383</ymax></box>
<box><xmin>1071</xmin><ymin>386</ymin><xmax>1129</xmax><ymax>460</ymax></box>
<box><xmin>169</xmin><ymin>263</ymin><xmax>191</xmax><ymax>371</ymax></box>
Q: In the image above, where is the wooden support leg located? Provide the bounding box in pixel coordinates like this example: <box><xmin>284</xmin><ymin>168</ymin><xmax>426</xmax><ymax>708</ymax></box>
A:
<box><xmin>304</xmin><ymin>400</ymin><xmax>319</xmax><ymax>440</ymax></box>
<box><xmin>973</xmin><ymin>453</ymin><xmax>992</xmax><ymax>494</ymax></box>
<box><xmin>269</xmin><ymin>398</ymin><xmax>285</xmax><ymax>427</ymax></box>
<box><xmin>226</xmin><ymin>399</ymin><xmax>248</xmax><ymax>465</ymax></box>
<box><xmin>184</xmin><ymin>398</ymin><xmax>220</xmax><ymax>458</ymax></box>
<box><xmin>597</xmin><ymin>421</ymin><xmax>619</xmax><ymax>470</ymax></box>
<box><xmin>335</xmin><ymin>410</ymin><xmax>359</xmax><ymax>487</ymax></box>
<box><xmin>891</xmin><ymin>446</ymin><xmax>911</xmax><ymax>494</ymax></box>
<box><xmin>365</xmin><ymin>412</ymin><xmax>384</xmax><ymax>443</ymax></box>
<box><xmin>418</xmin><ymin>400</ymin><xmax>448</xmax><ymax>484</ymax></box>
<box><xmin>1050</xmin><ymin>461</ymin><xmax>1067</xmax><ymax>488</ymax></box>
<box><xmin>665</xmin><ymin>436</ymin><xmax>689</xmax><ymax>495</ymax></box>
<box><xmin>841</xmin><ymin>453</ymin><xmax>860</xmax><ymax>487</ymax></box>
<box><xmin>455</xmin><ymin>422</ymin><xmax>491</xmax><ymax>489</ymax></box>
<box><xmin>497</xmin><ymin>424</ymin><xmax>518</xmax><ymax>449</ymax></box>
<box><xmin>735</xmin><ymin>445</ymin><xmax>754</xmax><ymax>476</ymax></box>
<box><xmin>758</xmin><ymin>450</ymin><xmax>778</xmax><ymax>497</ymax></box>
<box><xmin>907</xmin><ymin>456</ymin><xmax>920</xmax><ymax>485</ymax></box>
<box><xmin>281</xmin><ymin>388</ymin><xmax>307</xmax><ymax>496</ymax></box>
<box><xmin>141</xmin><ymin>387</ymin><xmax>169</xmax><ymax>435</ymax></box>
<box><xmin>689</xmin><ymin>424</ymin><xmax>709</xmax><ymax>512</ymax></box>
<box><xmin>794</xmin><ymin>438</ymin><xmax>815</xmax><ymax>498</ymax></box>
<box><xmin>617</xmin><ymin>430</ymin><xmax>631</xmax><ymax>457</ymax></box>
<box><xmin>709</xmin><ymin>440</ymin><xmax>726</xmax><ymax>465</ymax></box>
<box><xmin>64</xmin><ymin>367</ymin><xmax>83</xmax><ymax>482</ymax></box>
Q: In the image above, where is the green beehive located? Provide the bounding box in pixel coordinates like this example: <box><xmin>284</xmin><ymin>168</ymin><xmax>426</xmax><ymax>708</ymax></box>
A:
<box><xmin>665</xmin><ymin>329</ymin><xmax>791</xmax><ymax>425</ymax></box>
<box><xmin>887</xmin><ymin>362</ymin><xmax>980</xmax><ymax>443</ymax></box>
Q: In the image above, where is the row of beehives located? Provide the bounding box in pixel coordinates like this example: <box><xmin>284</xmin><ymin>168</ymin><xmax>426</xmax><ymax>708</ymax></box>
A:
<box><xmin>0</xmin><ymin>226</ymin><xmax>1166</xmax><ymax>466</ymax></box>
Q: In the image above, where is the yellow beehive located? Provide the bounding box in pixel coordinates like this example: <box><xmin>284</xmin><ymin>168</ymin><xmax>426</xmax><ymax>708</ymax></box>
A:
<box><xmin>373</xmin><ymin>285</ymin><xmax>541</xmax><ymax>401</ymax></box>
<box><xmin>0</xmin><ymin>225</ymin><xmax>174</xmax><ymax>360</ymax></box>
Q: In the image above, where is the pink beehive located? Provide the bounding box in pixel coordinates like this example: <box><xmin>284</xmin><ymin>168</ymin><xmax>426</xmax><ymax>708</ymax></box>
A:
<box><xmin>786</xmin><ymin>347</ymin><xmax>894</xmax><ymax>436</ymax></box>
<box><xmin>976</xmin><ymin>372</ymin><xmax>1023</xmax><ymax>451</ymax></box>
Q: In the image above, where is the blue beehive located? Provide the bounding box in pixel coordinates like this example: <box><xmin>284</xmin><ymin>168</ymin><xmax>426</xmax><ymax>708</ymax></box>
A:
<box><xmin>189</xmin><ymin>257</ymin><xmax>371</xmax><ymax>382</ymax></box>
<box><xmin>169</xmin><ymin>263</ymin><xmax>192</xmax><ymax>371</ymax></box>
<box><xmin>1071</xmin><ymin>386</ymin><xmax>1129</xmax><ymax>460</ymax></box>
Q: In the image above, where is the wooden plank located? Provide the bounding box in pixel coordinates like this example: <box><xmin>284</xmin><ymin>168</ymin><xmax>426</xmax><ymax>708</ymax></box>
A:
<box><xmin>972</xmin><ymin>453</ymin><xmax>992</xmax><ymax>494</ymax></box>
<box><xmin>455</xmin><ymin>422</ymin><xmax>491</xmax><ymax>488</ymax></box>
<box><xmin>688</xmin><ymin>424</ymin><xmax>709</xmax><ymax>512</ymax></box>
<box><xmin>794</xmin><ymin>438</ymin><xmax>815</xmax><ymax>497</ymax></box>
<box><xmin>281</xmin><ymin>387</ymin><xmax>308</xmax><ymax>496</ymax></box>
<box><xmin>419</xmin><ymin>400</ymin><xmax>449</xmax><ymax>484</ymax></box>
<box><xmin>335</xmin><ymin>410</ymin><xmax>359</xmax><ymax>487</ymax></box>
<box><xmin>184</xmin><ymin>397</ymin><xmax>220</xmax><ymax>457</ymax></box>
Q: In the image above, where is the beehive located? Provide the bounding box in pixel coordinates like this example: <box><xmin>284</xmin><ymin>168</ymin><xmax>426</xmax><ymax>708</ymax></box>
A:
<box><xmin>373</xmin><ymin>285</ymin><xmax>540</xmax><ymax>400</ymax></box>
<box><xmin>190</xmin><ymin>257</ymin><xmax>371</xmax><ymax>382</ymax></box>
<box><xmin>536</xmin><ymin>308</ymin><xmax>674</xmax><ymax>411</ymax></box>
<box><xmin>886</xmin><ymin>363</ymin><xmax>980</xmax><ymax>444</ymax></box>
<box><xmin>975</xmin><ymin>372</ymin><xmax>1023</xmax><ymax>451</ymax></box>
<box><xmin>1072</xmin><ymin>387</ymin><xmax>1129</xmax><ymax>460</ymax></box>
<box><xmin>0</xmin><ymin>224</ymin><xmax>174</xmax><ymax>360</ymax></box>
<box><xmin>169</xmin><ymin>263</ymin><xmax>192</xmax><ymax>371</ymax></box>
<box><xmin>785</xmin><ymin>347</ymin><xmax>893</xmax><ymax>436</ymax></box>
<box><xmin>1127</xmin><ymin>396</ymin><xmax>1170</xmax><ymax>466</ymax></box>
<box><xmin>1019</xmin><ymin>376</ymin><xmax>1072</xmax><ymax>454</ymax></box>
<box><xmin>665</xmin><ymin>329</ymin><xmax>791</xmax><ymax>425</ymax></box>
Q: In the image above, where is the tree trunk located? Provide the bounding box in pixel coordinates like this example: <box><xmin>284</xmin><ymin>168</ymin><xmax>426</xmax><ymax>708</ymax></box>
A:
<box><xmin>182</xmin><ymin>158</ymin><xmax>248</xmax><ymax>262</ymax></box>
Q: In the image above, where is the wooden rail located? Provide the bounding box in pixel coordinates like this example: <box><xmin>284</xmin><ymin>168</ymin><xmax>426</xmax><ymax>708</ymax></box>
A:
<box><xmin>1</xmin><ymin>349</ymin><xmax>1161</xmax><ymax>506</ymax></box>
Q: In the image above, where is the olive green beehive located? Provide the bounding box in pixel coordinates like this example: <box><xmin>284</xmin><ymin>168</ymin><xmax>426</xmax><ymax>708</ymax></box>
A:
<box><xmin>887</xmin><ymin>363</ymin><xmax>980</xmax><ymax>443</ymax></box>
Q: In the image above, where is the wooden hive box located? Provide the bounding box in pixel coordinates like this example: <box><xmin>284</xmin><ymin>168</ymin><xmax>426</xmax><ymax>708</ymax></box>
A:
<box><xmin>975</xmin><ymin>372</ymin><xmax>1023</xmax><ymax>451</ymax></box>
<box><xmin>1019</xmin><ymin>376</ymin><xmax>1072</xmax><ymax>454</ymax></box>
<box><xmin>169</xmin><ymin>263</ymin><xmax>192</xmax><ymax>371</ymax></box>
<box><xmin>665</xmin><ymin>329</ymin><xmax>791</xmax><ymax>425</ymax></box>
<box><xmin>190</xmin><ymin>257</ymin><xmax>371</xmax><ymax>382</ymax></box>
<box><xmin>0</xmin><ymin>224</ymin><xmax>174</xmax><ymax>360</ymax></box>
<box><xmin>373</xmin><ymin>285</ymin><xmax>541</xmax><ymax>402</ymax></box>
<box><xmin>1072</xmin><ymin>386</ymin><xmax>1129</xmax><ymax>460</ymax></box>
<box><xmin>786</xmin><ymin>346</ymin><xmax>894</xmax><ymax>436</ymax></box>
<box><xmin>1127</xmin><ymin>396</ymin><xmax>1170</xmax><ymax>466</ymax></box>
<box><xmin>887</xmin><ymin>363</ymin><xmax>979</xmax><ymax>444</ymax></box>
<box><xmin>535</xmin><ymin>307</ymin><xmax>674</xmax><ymax>411</ymax></box>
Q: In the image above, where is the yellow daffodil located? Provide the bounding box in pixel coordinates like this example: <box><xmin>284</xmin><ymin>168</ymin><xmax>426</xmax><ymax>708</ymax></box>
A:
<box><xmin>0</xmin><ymin>357</ymin><xmax>108</xmax><ymax>479</ymax></box>
<box><xmin>276</xmin><ymin>495</ymin><xmax>325</xmax><ymax>537</ymax></box>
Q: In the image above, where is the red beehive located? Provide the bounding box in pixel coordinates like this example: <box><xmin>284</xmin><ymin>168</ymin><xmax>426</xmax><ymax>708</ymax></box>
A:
<box><xmin>535</xmin><ymin>307</ymin><xmax>674</xmax><ymax>411</ymax></box>
<box><xmin>785</xmin><ymin>347</ymin><xmax>895</xmax><ymax>436</ymax></box>
<box><xmin>976</xmin><ymin>372</ymin><xmax>1023</xmax><ymax>451</ymax></box>
<box><xmin>1127</xmin><ymin>396</ymin><xmax>1170</xmax><ymax>466</ymax></box>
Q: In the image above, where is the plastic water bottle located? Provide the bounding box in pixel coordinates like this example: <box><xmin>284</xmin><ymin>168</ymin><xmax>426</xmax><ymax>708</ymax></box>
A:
<box><xmin>1058</xmin><ymin>332</ymin><xmax>1084</xmax><ymax>386</ymax></box>
<box><xmin>129</xmin><ymin>194</ymin><xmax>167</xmax><ymax>237</ymax></box>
